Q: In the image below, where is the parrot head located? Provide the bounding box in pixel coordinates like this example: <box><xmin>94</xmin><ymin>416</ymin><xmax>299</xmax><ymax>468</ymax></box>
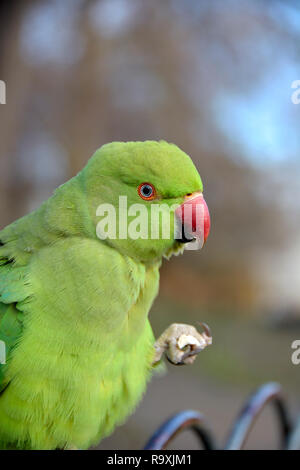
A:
<box><xmin>80</xmin><ymin>141</ymin><xmax>210</xmax><ymax>262</ymax></box>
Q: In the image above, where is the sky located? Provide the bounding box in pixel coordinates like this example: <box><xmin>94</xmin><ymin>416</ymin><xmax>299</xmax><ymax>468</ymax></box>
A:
<box><xmin>20</xmin><ymin>0</ymin><xmax>300</xmax><ymax>167</ymax></box>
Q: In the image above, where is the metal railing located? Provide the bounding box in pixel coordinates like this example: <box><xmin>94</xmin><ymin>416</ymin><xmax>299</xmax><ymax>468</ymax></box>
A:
<box><xmin>144</xmin><ymin>382</ymin><xmax>298</xmax><ymax>450</ymax></box>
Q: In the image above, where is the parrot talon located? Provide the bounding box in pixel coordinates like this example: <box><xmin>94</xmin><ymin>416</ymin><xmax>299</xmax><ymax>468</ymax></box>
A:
<box><xmin>166</xmin><ymin>355</ymin><xmax>185</xmax><ymax>366</ymax></box>
<box><xmin>198</xmin><ymin>322</ymin><xmax>212</xmax><ymax>338</ymax></box>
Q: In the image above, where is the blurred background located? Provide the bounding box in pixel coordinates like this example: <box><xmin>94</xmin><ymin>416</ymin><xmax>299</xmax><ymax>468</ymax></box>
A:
<box><xmin>0</xmin><ymin>0</ymin><xmax>300</xmax><ymax>449</ymax></box>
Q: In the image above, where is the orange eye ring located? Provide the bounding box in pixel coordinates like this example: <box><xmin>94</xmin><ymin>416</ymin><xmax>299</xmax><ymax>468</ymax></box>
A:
<box><xmin>138</xmin><ymin>182</ymin><xmax>156</xmax><ymax>200</ymax></box>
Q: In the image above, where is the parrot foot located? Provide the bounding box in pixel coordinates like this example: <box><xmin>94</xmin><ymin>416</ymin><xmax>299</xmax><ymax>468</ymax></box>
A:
<box><xmin>153</xmin><ymin>322</ymin><xmax>212</xmax><ymax>366</ymax></box>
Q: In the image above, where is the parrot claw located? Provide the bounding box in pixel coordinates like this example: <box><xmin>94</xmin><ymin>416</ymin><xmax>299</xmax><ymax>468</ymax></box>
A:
<box><xmin>153</xmin><ymin>322</ymin><xmax>212</xmax><ymax>366</ymax></box>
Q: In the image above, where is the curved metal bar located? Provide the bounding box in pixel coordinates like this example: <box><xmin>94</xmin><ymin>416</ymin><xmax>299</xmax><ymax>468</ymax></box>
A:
<box><xmin>144</xmin><ymin>410</ymin><xmax>217</xmax><ymax>450</ymax></box>
<box><xmin>225</xmin><ymin>382</ymin><xmax>291</xmax><ymax>450</ymax></box>
<box><xmin>287</xmin><ymin>415</ymin><xmax>300</xmax><ymax>450</ymax></box>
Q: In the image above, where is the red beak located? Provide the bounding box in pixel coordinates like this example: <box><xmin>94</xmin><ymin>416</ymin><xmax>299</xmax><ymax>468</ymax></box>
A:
<box><xmin>175</xmin><ymin>193</ymin><xmax>211</xmax><ymax>245</ymax></box>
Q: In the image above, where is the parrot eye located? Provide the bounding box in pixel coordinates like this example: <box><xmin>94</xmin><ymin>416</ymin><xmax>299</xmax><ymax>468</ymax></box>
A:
<box><xmin>138</xmin><ymin>183</ymin><xmax>156</xmax><ymax>200</ymax></box>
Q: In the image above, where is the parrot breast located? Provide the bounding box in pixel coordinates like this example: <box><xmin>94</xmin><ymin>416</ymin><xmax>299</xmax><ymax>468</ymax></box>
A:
<box><xmin>0</xmin><ymin>238</ymin><xmax>160</xmax><ymax>450</ymax></box>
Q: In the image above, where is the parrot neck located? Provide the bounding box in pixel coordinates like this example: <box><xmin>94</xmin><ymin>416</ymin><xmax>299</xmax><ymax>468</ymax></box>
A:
<box><xmin>0</xmin><ymin>176</ymin><xmax>97</xmax><ymax>264</ymax></box>
<box><xmin>40</xmin><ymin>176</ymin><xmax>97</xmax><ymax>240</ymax></box>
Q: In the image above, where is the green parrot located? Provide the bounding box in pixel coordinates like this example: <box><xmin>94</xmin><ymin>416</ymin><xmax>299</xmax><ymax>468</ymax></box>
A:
<box><xmin>0</xmin><ymin>140</ymin><xmax>211</xmax><ymax>450</ymax></box>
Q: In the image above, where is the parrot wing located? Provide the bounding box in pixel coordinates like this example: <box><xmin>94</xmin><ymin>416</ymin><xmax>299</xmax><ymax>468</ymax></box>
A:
<box><xmin>0</xmin><ymin>257</ymin><xmax>28</xmax><ymax>393</ymax></box>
